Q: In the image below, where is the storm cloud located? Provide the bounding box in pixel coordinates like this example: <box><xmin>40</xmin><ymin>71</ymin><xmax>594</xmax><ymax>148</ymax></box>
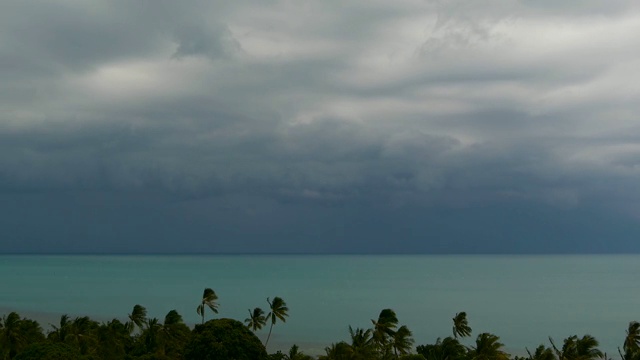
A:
<box><xmin>2</xmin><ymin>1</ymin><xmax>640</xmax><ymax>253</ymax></box>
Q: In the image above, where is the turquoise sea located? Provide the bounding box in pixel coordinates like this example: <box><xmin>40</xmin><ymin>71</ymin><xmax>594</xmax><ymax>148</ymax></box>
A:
<box><xmin>1</xmin><ymin>255</ymin><xmax>639</xmax><ymax>356</ymax></box>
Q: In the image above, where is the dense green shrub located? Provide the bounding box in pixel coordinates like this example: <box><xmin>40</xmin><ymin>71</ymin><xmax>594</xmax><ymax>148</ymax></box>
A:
<box><xmin>399</xmin><ymin>355</ymin><xmax>426</xmax><ymax>360</ymax></box>
<box><xmin>184</xmin><ymin>318</ymin><xmax>267</xmax><ymax>360</ymax></box>
<box><xmin>14</xmin><ymin>342</ymin><xmax>83</xmax><ymax>360</ymax></box>
<box><xmin>1</xmin><ymin>312</ymin><xmax>46</xmax><ymax>359</ymax></box>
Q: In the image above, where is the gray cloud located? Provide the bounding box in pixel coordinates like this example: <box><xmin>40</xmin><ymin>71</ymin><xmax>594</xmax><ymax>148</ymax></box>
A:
<box><xmin>172</xmin><ymin>23</ymin><xmax>242</xmax><ymax>60</ymax></box>
<box><xmin>1</xmin><ymin>1</ymin><xmax>640</xmax><ymax>253</ymax></box>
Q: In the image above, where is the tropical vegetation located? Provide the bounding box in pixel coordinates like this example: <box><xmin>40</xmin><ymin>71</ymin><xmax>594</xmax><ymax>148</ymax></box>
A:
<box><xmin>265</xmin><ymin>296</ymin><xmax>290</xmax><ymax>349</ymax></box>
<box><xmin>196</xmin><ymin>288</ymin><xmax>219</xmax><ymax>325</ymax></box>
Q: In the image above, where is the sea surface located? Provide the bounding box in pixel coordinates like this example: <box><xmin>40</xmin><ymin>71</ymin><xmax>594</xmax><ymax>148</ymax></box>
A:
<box><xmin>1</xmin><ymin>255</ymin><xmax>639</xmax><ymax>356</ymax></box>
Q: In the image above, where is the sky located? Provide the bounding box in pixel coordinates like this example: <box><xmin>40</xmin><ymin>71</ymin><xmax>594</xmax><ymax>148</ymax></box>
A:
<box><xmin>1</xmin><ymin>0</ymin><xmax>640</xmax><ymax>254</ymax></box>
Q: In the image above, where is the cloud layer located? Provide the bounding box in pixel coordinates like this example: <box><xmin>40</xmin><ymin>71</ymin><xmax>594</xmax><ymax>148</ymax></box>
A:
<box><xmin>2</xmin><ymin>1</ymin><xmax>640</xmax><ymax>253</ymax></box>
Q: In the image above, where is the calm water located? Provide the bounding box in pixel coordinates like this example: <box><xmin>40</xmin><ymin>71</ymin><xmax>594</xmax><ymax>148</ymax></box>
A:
<box><xmin>1</xmin><ymin>255</ymin><xmax>639</xmax><ymax>355</ymax></box>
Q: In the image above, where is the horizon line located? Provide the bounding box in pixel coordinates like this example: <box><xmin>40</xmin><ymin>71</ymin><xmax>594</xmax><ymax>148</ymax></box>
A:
<box><xmin>1</xmin><ymin>251</ymin><xmax>638</xmax><ymax>256</ymax></box>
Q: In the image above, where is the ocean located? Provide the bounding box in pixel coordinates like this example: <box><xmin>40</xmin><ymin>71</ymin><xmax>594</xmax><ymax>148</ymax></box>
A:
<box><xmin>1</xmin><ymin>255</ymin><xmax>638</xmax><ymax>356</ymax></box>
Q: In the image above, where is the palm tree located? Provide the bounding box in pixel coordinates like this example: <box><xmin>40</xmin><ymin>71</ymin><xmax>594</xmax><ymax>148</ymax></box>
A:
<box><xmin>265</xmin><ymin>296</ymin><xmax>289</xmax><ymax>348</ymax></box>
<box><xmin>163</xmin><ymin>310</ymin><xmax>183</xmax><ymax>327</ymax></box>
<box><xmin>575</xmin><ymin>335</ymin><xmax>604</xmax><ymax>360</ymax></box>
<box><xmin>371</xmin><ymin>308</ymin><xmax>399</xmax><ymax>355</ymax></box>
<box><xmin>141</xmin><ymin>317</ymin><xmax>162</xmax><ymax>355</ymax></box>
<box><xmin>68</xmin><ymin>316</ymin><xmax>99</xmax><ymax>356</ymax></box>
<box><xmin>392</xmin><ymin>325</ymin><xmax>414</xmax><ymax>358</ymax></box>
<box><xmin>95</xmin><ymin>319</ymin><xmax>130</xmax><ymax>359</ymax></box>
<box><xmin>127</xmin><ymin>304</ymin><xmax>148</xmax><ymax>334</ymax></box>
<box><xmin>285</xmin><ymin>344</ymin><xmax>315</xmax><ymax>360</ymax></box>
<box><xmin>49</xmin><ymin>314</ymin><xmax>72</xmax><ymax>342</ymax></box>
<box><xmin>196</xmin><ymin>288</ymin><xmax>219</xmax><ymax>324</ymax></box>
<box><xmin>452</xmin><ymin>312</ymin><xmax>472</xmax><ymax>339</ymax></box>
<box><xmin>1</xmin><ymin>313</ymin><xmax>45</xmax><ymax>359</ymax></box>
<box><xmin>245</xmin><ymin>307</ymin><xmax>267</xmax><ymax>332</ymax></box>
<box><xmin>160</xmin><ymin>310</ymin><xmax>190</xmax><ymax>358</ymax></box>
<box><xmin>551</xmin><ymin>334</ymin><xmax>603</xmax><ymax>360</ymax></box>
<box><xmin>319</xmin><ymin>341</ymin><xmax>353</xmax><ymax>360</ymax></box>
<box><xmin>417</xmin><ymin>336</ymin><xmax>468</xmax><ymax>360</ymax></box>
<box><xmin>348</xmin><ymin>326</ymin><xmax>376</xmax><ymax>359</ymax></box>
<box><xmin>526</xmin><ymin>345</ymin><xmax>557</xmax><ymax>360</ymax></box>
<box><xmin>620</xmin><ymin>321</ymin><xmax>640</xmax><ymax>360</ymax></box>
<box><xmin>469</xmin><ymin>332</ymin><xmax>509</xmax><ymax>360</ymax></box>
<box><xmin>1</xmin><ymin>312</ymin><xmax>23</xmax><ymax>359</ymax></box>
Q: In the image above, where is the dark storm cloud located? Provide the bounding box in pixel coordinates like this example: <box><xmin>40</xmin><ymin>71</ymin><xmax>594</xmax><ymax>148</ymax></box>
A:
<box><xmin>2</xmin><ymin>1</ymin><xmax>640</xmax><ymax>253</ymax></box>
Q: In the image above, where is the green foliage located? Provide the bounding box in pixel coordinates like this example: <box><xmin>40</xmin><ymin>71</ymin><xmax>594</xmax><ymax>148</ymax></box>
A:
<box><xmin>66</xmin><ymin>316</ymin><xmax>100</xmax><ymax>357</ymax></box>
<box><xmin>321</xmin><ymin>309</ymin><xmax>414</xmax><ymax>360</ymax></box>
<box><xmin>319</xmin><ymin>341</ymin><xmax>353</xmax><ymax>360</ymax></box>
<box><xmin>416</xmin><ymin>336</ymin><xmax>467</xmax><ymax>360</ymax></box>
<box><xmin>348</xmin><ymin>326</ymin><xmax>376</xmax><ymax>359</ymax></box>
<box><xmin>128</xmin><ymin>305</ymin><xmax>148</xmax><ymax>334</ymax></box>
<box><xmin>399</xmin><ymin>355</ymin><xmax>426</xmax><ymax>360</ymax></box>
<box><xmin>14</xmin><ymin>342</ymin><xmax>82</xmax><ymax>360</ymax></box>
<box><xmin>130</xmin><ymin>311</ymin><xmax>190</xmax><ymax>359</ymax></box>
<box><xmin>0</xmin><ymin>312</ymin><xmax>45</xmax><ymax>359</ymax></box>
<box><xmin>265</xmin><ymin>297</ymin><xmax>289</xmax><ymax>348</ymax></box>
<box><xmin>159</xmin><ymin>310</ymin><xmax>191</xmax><ymax>359</ymax></box>
<box><xmin>1</xmin><ymin>304</ymin><xmax>639</xmax><ymax>360</ymax></box>
<box><xmin>550</xmin><ymin>334</ymin><xmax>603</xmax><ymax>360</ymax></box>
<box><xmin>621</xmin><ymin>322</ymin><xmax>640</xmax><ymax>360</ymax></box>
<box><xmin>526</xmin><ymin>344</ymin><xmax>556</xmax><ymax>360</ymax></box>
<box><xmin>284</xmin><ymin>344</ymin><xmax>315</xmax><ymax>360</ymax></box>
<box><xmin>184</xmin><ymin>318</ymin><xmax>267</xmax><ymax>360</ymax></box>
<box><xmin>95</xmin><ymin>319</ymin><xmax>131</xmax><ymax>359</ymax></box>
<box><xmin>133</xmin><ymin>354</ymin><xmax>173</xmax><ymax>360</ymax></box>
<box><xmin>90</xmin><ymin>307</ymin><xmax>202</xmax><ymax>359</ymax></box>
<box><xmin>268</xmin><ymin>350</ymin><xmax>287</xmax><ymax>360</ymax></box>
<box><xmin>246</xmin><ymin>307</ymin><xmax>267</xmax><ymax>332</ymax></box>
<box><xmin>371</xmin><ymin>308</ymin><xmax>399</xmax><ymax>356</ymax></box>
<box><xmin>196</xmin><ymin>288</ymin><xmax>219</xmax><ymax>325</ymax></box>
<box><xmin>163</xmin><ymin>310</ymin><xmax>182</xmax><ymax>326</ymax></box>
<box><xmin>392</xmin><ymin>325</ymin><xmax>414</xmax><ymax>357</ymax></box>
<box><xmin>469</xmin><ymin>332</ymin><xmax>510</xmax><ymax>360</ymax></box>
<box><xmin>48</xmin><ymin>314</ymin><xmax>72</xmax><ymax>343</ymax></box>
<box><xmin>452</xmin><ymin>312</ymin><xmax>472</xmax><ymax>339</ymax></box>
<box><xmin>140</xmin><ymin>318</ymin><xmax>162</xmax><ymax>355</ymax></box>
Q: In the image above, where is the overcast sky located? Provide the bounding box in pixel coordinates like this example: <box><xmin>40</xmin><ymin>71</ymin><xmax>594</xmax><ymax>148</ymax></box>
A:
<box><xmin>2</xmin><ymin>0</ymin><xmax>640</xmax><ymax>253</ymax></box>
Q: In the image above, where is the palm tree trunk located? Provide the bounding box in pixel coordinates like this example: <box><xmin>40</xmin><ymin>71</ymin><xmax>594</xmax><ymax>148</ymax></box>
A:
<box><xmin>265</xmin><ymin>322</ymin><xmax>274</xmax><ymax>348</ymax></box>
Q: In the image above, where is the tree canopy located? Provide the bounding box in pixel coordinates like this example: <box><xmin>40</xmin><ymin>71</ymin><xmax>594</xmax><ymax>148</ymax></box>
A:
<box><xmin>184</xmin><ymin>318</ymin><xmax>267</xmax><ymax>360</ymax></box>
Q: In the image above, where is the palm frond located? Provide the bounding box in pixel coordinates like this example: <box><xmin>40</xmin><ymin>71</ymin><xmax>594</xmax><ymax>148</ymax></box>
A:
<box><xmin>453</xmin><ymin>311</ymin><xmax>472</xmax><ymax>339</ymax></box>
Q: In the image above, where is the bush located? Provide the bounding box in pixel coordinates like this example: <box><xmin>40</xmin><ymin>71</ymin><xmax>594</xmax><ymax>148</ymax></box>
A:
<box><xmin>184</xmin><ymin>318</ymin><xmax>267</xmax><ymax>360</ymax></box>
<box><xmin>400</xmin><ymin>355</ymin><xmax>427</xmax><ymax>360</ymax></box>
<box><xmin>14</xmin><ymin>342</ymin><xmax>83</xmax><ymax>360</ymax></box>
